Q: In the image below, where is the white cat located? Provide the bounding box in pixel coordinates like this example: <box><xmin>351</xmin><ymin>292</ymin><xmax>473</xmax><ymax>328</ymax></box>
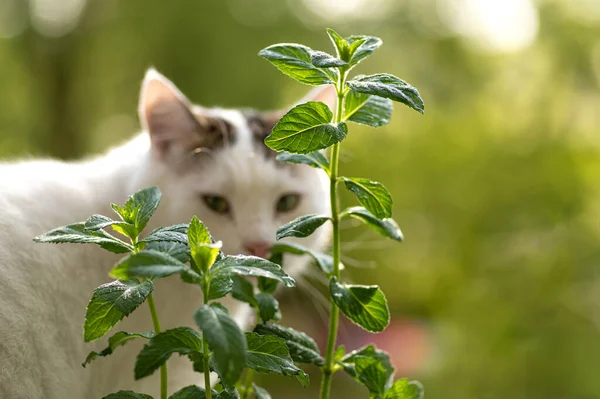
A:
<box><xmin>0</xmin><ymin>69</ymin><xmax>334</xmax><ymax>398</ymax></box>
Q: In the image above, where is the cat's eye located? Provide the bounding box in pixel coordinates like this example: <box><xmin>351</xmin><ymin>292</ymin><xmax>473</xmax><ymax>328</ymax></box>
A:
<box><xmin>202</xmin><ymin>195</ymin><xmax>230</xmax><ymax>215</ymax></box>
<box><xmin>276</xmin><ymin>193</ymin><xmax>301</xmax><ymax>213</ymax></box>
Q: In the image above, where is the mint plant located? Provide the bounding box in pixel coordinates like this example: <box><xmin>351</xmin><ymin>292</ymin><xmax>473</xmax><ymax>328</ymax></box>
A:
<box><xmin>258</xmin><ymin>29</ymin><xmax>425</xmax><ymax>399</ymax></box>
<box><xmin>34</xmin><ymin>187</ymin><xmax>315</xmax><ymax>399</ymax></box>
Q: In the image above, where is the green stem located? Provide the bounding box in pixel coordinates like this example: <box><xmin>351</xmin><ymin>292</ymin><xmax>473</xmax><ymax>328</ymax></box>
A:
<box><xmin>240</xmin><ymin>369</ymin><xmax>255</xmax><ymax>399</ymax></box>
<box><xmin>320</xmin><ymin>72</ymin><xmax>346</xmax><ymax>399</ymax></box>
<box><xmin>202</xmin><ymin>277</ymin><xmax>213</xmax><ymax>399</ymax></box>
<box><xmin>147</xmin><ymin>293</ymin><xmax>168</xmax><ymax>399</ymax></box>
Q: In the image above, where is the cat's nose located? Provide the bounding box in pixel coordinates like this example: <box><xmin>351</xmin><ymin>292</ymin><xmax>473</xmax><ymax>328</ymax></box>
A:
<box><xmin>244</xmin><ymin>241</ymin><xmax>271</xmax><ymax>259</ymax></box>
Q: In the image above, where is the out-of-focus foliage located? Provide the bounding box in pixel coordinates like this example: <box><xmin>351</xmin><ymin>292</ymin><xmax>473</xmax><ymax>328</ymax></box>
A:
<box><xmin>2</xmin><ymin>0</ymin><xmax>600</xmax><ymax>398</ymax></box>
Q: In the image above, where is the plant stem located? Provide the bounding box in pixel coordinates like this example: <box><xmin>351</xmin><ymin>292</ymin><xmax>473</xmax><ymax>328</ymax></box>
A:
<box><xmin>147</xmin><ymin>293</ymin><xmax>168</xmax><ymax>399</ymax></box>
<box><xmin>240</xmin><ymin>369</ymin><xmax>255</xmax><ymax>399</ymax></box>
<box><xmin>202</xmin><ymin>278</ymin><xmax>213</xmax><ymax>399</ymax></box>
<box><xmin>320</xmin><ymin>74</ymin><xmax>346</xmax><ymax>399</ymax></box>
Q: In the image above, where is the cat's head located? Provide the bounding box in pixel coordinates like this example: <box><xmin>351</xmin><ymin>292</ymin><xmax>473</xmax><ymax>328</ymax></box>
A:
<box><xmin>135</xmin><ymin>68</ymin><xmax>333</xmax><ymax>268</ymax></box>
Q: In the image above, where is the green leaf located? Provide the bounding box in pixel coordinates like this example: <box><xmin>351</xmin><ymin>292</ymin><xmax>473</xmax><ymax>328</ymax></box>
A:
<box><xmin>258</xmin><ymin>253</ymin><xmax>281</xmax><ymax>294</ymax></box>
<box><xmin>188</xmin><ymin>216</ymin><xmax>220</xmax><ymax>273</ymax></box>
<box><xmin>103</xmin><ymin>391</ymin><xmax>153</xmax><ymax>399</ymax></box>
<box><xmin>141</xmin><ymin>224</ymin><xmax>189</xmax><ymax>245</ymax></box>
<box><xmin>169</xmin><ymin>385</ymin><xmax>209</xmax><ymax>399</ymax></box>
<box><xmin>347</xmin><ymin>74</ymin><xmax>424</xmax><ymax>114</ymax></box>
<box><xmin>342</xmin><ymin>177</ymin><xmax>393</xmax><ymax>219</ymax></box>
<box><xmin>252</xmin><ymin>384</ymin><xmax>271</xmax><ymax>399</ymax></box>
<box><xmin>145</xmin><ymin>241</ymin><xmax>190</xmax><ymax>263</ymax></box>
<box><xmin>330</xmin><ymin>278</ymin><xmax>390</xmax><ymax>333</ymax></box>
<box><xmin>269</xmin><ymin>242</ymin><xmax>340</xmax><ymax>274</ymax></box>
<box><xmin>310</xmin><ymin>50</ymin><xmax>347</xmax><ymax>68</ymax></box>
<box><xmin>84</xmin><ymin>280</ymin><xmax>154</xmax><ymax>342</ymax></box>
<box><xmin>265</xmin><ymin>102</ymin><xmax>347</xmax><ymax>154</ymax></box>
<box><xmin>82</xmin><ymin>331</ymin><xmax>154</xmax><ymax>367</ymax></box>
<box><xmin>254</xmin><ymin>323</ymin><xmax>323</xmax><ymax>366</ymax></box>
<box><xmin>33</xmin><ymin>222</ymin><xmax>133</xmax><ymax>254</ymax></box>
<box><xmin>340</xmin><ymin>345</ymin><xmax>394</xmax><ymax>396</ymax></box>
<box><xmin>210</xmin><ymin>255</ymin><xmax>295</xmax><ymax>287</ymax></box>
<box><xmin>344</xmin><ymin>206</ymin><xmax>403</xmax><ymax>241</ymax></box>
<box><xmin>194</xmin><ymin>304</ymin><xmax>247</xmax><ymax>387</ymax></box>
<box><xmin>245</xmin><ymin>332</ymin><xmax>309</xmax><ymax>387</ymax></box>
<box><xmin>346</xmin><ymin>35</ymin><xmax>383</xmax><ymax>67</ymax></box>
<box><xmin>326</xmin><ymin>28</ymin><xmax>348</xmax><ymax>60</ymax></box>
<box><xmin>231</xmin><ymin>276</ymin><xmax>257</xmax><ymax>307</ymax></box>
<box><xmin>258</xmin><ymin>43</ymin><xmax>334</xmax><ymax>86</ymax></box>
<box><xmin>207</xmin><ymin>275</ymin><xmax>234</xmax><ymax>300</ymax></box>
<box><xmin>276</xmin><ymin>152</ymin><xmax>330</xmax><ymax>173</ymax></box>
<box><xmin>110</xmin><ymin>250</ymin><xmax>198</xmax><ymax>280</ymax></box>
<box><xmin>84</xmin><ymin>214</ymin><xmax>138</xmax><ymax>240</ymax></box>
<box><xmin>276</xmin><ymin>214</ymin><xmax>330</xmax><ymax>240</ymax></box>
<box><xmin>112</xmin><ymin>187</ymin><xmax>161</xmax><ymax>233</ymax></box>
<box><xmin>255</xmin><ymin>293</ymin><xmax>281</xmax><ymax>323</ymax></box>
<box><xmin>384</xmin><ymin>379</ymin><xmax>424</xmax><ymax>399</ymax></box>
<box><xmin>344</xmin><ymin>90</ymin><xmax>393</xmax><ymax>127</ymax></box>
<box><xmin>135</xmin><ymin>327</ymin><xmax>203</xmax><ymax>380</ymax></box>
<box><xmin>215</xmin><ymin>388</ymin><xmax>240</xmax><ymax>399</ymax></box>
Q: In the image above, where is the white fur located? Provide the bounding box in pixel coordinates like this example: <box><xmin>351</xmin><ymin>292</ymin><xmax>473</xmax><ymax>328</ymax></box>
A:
<box><xmin>0</xmin><ymin>70</ymin><xmax>332</xmax><ymax>398</ymax></box>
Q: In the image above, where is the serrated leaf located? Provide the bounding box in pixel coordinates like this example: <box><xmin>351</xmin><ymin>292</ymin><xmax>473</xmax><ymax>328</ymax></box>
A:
<box><xmin>83</xmin><ymin>331</ymin><xmax>154</xmax><ymax>367</ymax></box>
<box><xmin>188</xmin><ymin>216</ymin><xmax>220</xmax><ymax>273</ymax></box>
<box><xmin>326</xmin><ymin>28</ymin><xmax>348</xmax><ymax>60</ymax></box>
<box><xmin>252</xmin><ymin>384</ymin><xmax>271</xmax><ymax>399</ymax></box>
<box><xmin>141</xmin><ymin>224</ymin><xmax>189</xmax><ymax>245</ymax></box>
<box><xmin>340</xmin><ymin>345</ymin><xmax>394</xmax><ymax>396</ymax></box>
<box><xmin>110</xmin><ymin>250</ymin><xmax>198</xmax><ymax>281</ymax></box>
<box><xmin>207</xmin><ymin>275</ymin><xmax>234</xmax><ymax>300</ymax></box>
<box><xmin>255</xmin><ymin>293</ymin><xmax>280</xmax><ymax>323</ymax></box>
<box><xmin>347</xmin><ymin>74</ymin><xmax>424</xmax><ymax>114</ymax></box>
<box><xmin>84</xmin><ymin>214</ymin><xmax>138</xmax><ymax>240</ymax></box>
<box><xmin>103</xmin><ymin>391</ymin><xmax>153</xmax><ymax>399</ymax></box>
<box><xmin>169</xmin><ymin>385</ymin><xmax>209</xmax><ymax>399</ymax></box>
<box><xmin>276</xmin><ymin>152</ymin><xmax>330</xmax><ymax>173</ymax></box>
<box><xmin>258</xmin><ymin>43</ymin><xmax>335</xmax><ymax>86</ymax></box>
<box><xmin>113</xmin><ymin>187</ymin><xmax>161</xmax><ymax>233</ymax></box>
<box><xmin>330</xmin><ymin>278</ymin><xmax>390</xmax><ymax>332</ymax></box>
<box><xmin>345</xmin><ymin>207</ymin><xmax>403</xmax><ymax>241</ymax></box>
<box><xmin>34</xmin><ymin>222</ymin><xmax>133</xmax><ymax>254</ymax></box>
<box><xmin>216</xmin><ymin>388</ymin><xmax>240</xmax><ymax>399</ymax></box>
<box><xmin>245</xmin><ymin>332</ymin><xmax>309</xmax><ymax>387</ymax></box>
<box><xmin>144</xmin><ymin>241</ymin><xmax>190</xmax><ymax>263</ymax></box>
<box><xmin>342</xmin><ymin>177</ymin><xmax>393</xmax><ymax>219</ymax></box>
<box><xmin>254</xmin><ymin>323</ymin><xmax>323</xmax><ymax>366</ymax></box>
<box><xmin>231</xmin><ymin>276</ymin><xmax>257</xmax><ymax>307</ymax></box>
<box><xmin>346</xmin><ymin>35</ymin><xmax>382</xmax><ymax>67</ymax></box>
<box><xmin>269</xmin><ymin>242</ymin><xmax>341</xmax><ymax>274</ymax></box>
<box><xmin>135</xmin><ymin>327</ymin><xmax>203</xmax><ymax>380</ymax></box>
<box><xmin>265</xmin><ymin>102</ymin><xmax>347</xmax><ymax>154</ymax></box>
<box><xmin>344</xmin><ymin>91</ymin><xmax>393</xmax><ymax>127</ymax></box>
<box><xmin>84</xmin><ymin>280</ymin><xmax>154</xmax><ymax>342</ymax></box>
<box><xmin>194</xmin><ymin>304</ymin><xmax>247</xmax><ymax>387</ymax></box>
<box><xmin>210</xmin><ymin>255</ymin><xmax>295</xmax><ymax>287</ymax></box>
<box><xmin>384</xmin><ymin>379</ymin><xmax>424</xmax><ymax>399</ymax></box>
<box><xmin>310</xmin><ymin>50</ymin><xmax>347</xmax><ymax>68</ymax></box>
<box><xmin>276</xmin><ymin>214</ymin><xmax>330</xmax><ymax>240</ymax></box>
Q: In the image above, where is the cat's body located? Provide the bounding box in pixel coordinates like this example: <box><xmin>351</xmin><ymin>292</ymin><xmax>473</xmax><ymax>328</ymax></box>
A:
<box><xmin>0</xmin><ymin>70</ymin><xmax>334</xmax><ymax>398</ymax></box>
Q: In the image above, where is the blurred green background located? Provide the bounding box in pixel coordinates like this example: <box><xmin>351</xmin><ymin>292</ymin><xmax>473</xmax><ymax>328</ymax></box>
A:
<box><xmin>2</xmin><ymin>0</ymin><xmax>600</xmax><ymax>397</ymax></box>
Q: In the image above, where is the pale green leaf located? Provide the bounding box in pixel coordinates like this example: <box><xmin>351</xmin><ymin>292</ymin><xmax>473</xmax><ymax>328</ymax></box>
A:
<box><xmin>344</xmin><ymin>90</ymin><xmax>393</xmax><ymax>127</ymax></box>
<box><xmin>384</xmin><ymin>379</ymin><xmax>424</xmax><ymax>399</ymax></box>
<box><xmin>258</xmin><ymin>43</ymin><xmax>334</xmax><ymax>86</ymax></box>
<box><xmin>344</xmin><ymin>207</ymin><xmax>403</xmax><ymax>242</ymax></box>
<box><xmin>330</xmin><ymin>278</ymin><xmax>390</xmax><ymax>332</ymax></box>
<box><xmin>275</xmin><ymin>152</ymin><xmax>330</xmax><ymax>173</ymax></box>
<box><xmin>347</xmin><ymin>74</ymin><xmax>424</xmax><ymax>114</ymax></box>
<box><xmin>342</xmin><ymin>177</ymin><xmax>393</xmax><ymax>219</ymax></box>
<box><xmin>110</xmin><ymin>250</ymin><xmax>198</xmax><ymax>280</ymax></box>
<box><xmin>346</xmin><ymin>35</ymin><xmax>382</xmax><ymax>67</ymax></box>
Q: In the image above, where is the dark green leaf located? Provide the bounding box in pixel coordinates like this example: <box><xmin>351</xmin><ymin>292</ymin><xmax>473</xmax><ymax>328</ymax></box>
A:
<box><xmin>145</xmin><ymin>241</ymin><xmax>190</xmax><ymax>263</ymax></box>
<box><xmin>103</xmin><ymin>391</ymin><xmax>153</xmax><ymax>399</ymax></box>
<box><xmin>344</xmin><ymin>91</ymin><xmax>393</xmax><ymax>127</ymax></box>
<box><xmin>342</xmin><ymin>177</ymin><xmax>393</xmax><ymax>219</ymax></box>
<box><xmin>141</xmin><ymin>224</ymin><xmax>189</xmax><ymax>245</ymax></box>
<box><xmin>330</xmin><ymin>278</ymin><xmax>390</xmax><ymax>332</ymax></box>
<box><xmin>84</xmin><ymin>280</ymin><xmax>154</xmax><ymax>342</ymax></box>
<box><xmin>231</xmin><ymin>276</ymin><xmax>257</xmax><ymax>307</ymax></box>
<box><xmin>258</xmin><ymin>44</ymin><xmax>334</xmax><ymax>86</ymax></box>
<box><xmin>215</xmin><ymin>389</ymin><xmax>240</xmax><ymax>399</ymax></box>
<box><xmin>346</xmin><ymin>35</ymin><xmax>382</xmax><ymax>67</ymax></box>
<box><xmin>254</xmin><ymin>323</ymin><xmax>323</xmax><ymax>366</ymax></box>
<box><xmin>341</xmin><ymin>345</ymin><xmax>393</xmax><ymax>375</ymax></box>
<box><xmin>276</xmin><ymin>152</ymin><xmax>330</xmax><ymax>173</ymax></box>
<box><xmin>84</xmin><ymin>214</ymin><xmax>138</xmax><ymax>239</ymax></box>
<box><xmin>276</xmin><ymin>214</ymin><xmax>330</xmax><ymax>240</ymax></box>
<box><xmin>326</xmin><ymin>28</ymin><xmax>348</xmax><ymax>60</ymax></box>
<box><xmin>194</xmin><ymin>304</ymin><xmax>247</xmax><ymax>387</ymax></box>
<box><xmin>252</xmin><ymin>384</ymin><xmax>271</xmax><ymax>399</ymax></box>
<box><xmin>344</xmin><ymin>207</ymin><xmax>403</xmax><ymax>241</ymax></box>
<box><xmin>310</xmin><ymin>50</ymin><xmax>347</xmax><ymax>68</ymax></box>
<box><xmin>245</xmin><ymin>332</ymin><xmax>309</xmax><ymax>387</ymax></box>
<box><xmin>384</xmin><ymin>379</ymin><xmax>424</xmax><ymax>399</ymax></box>
<box><xmin>169</xmin><ymin>385</ymin><xmax>207</xmax><ymax>399</ymax></box>
<box><xmin>135</xmin><ymin>327</ymin><xmax>203</xmax><ymax>379</ymax></box>
<box><xmin>33</xmin><ymin>222</ymin><xmax>133</xmax><ymax>254</ymax></box>
<box><xmin>340</xmin><ymin>345</ymin><xmax>394</xmax><ymax>396</ymax></box>
<box><xmin>347</xmin><ymin>74</ymin><xmax>424</xmax><ymax>114</ymax></box>
<box><xmin>132</xmin><ymin>187</ymin><xmax>162</xmax><ymax>232</ymax></box>
<box><xmin>255</xmin><ymin>293</ymin><xmax>280</xmax><ymax>323</ymax></box>
<box><xmin>269</xmin><ymin>242</ymin><xmax>340</xmax><ymax>274</ymax></box>
<box><xmin>265</xmin><ymin>102</ymin><xmax>347</xmax><ymax>154</ymax></box>
<box><xmin>110</xmin><ymin>250</ymin><xmax>198</xmax><ymax>280</ymax></box>
<box><xmin>210</xmin><ymin>255</ymin><xmax>295</xmax><ymax>287</ymax></box>
<box><xmin>207</xmin><ymin>275</ymin><xmax>234</xmax><ymax>300</ymax></box>
<box><xmin>83</xmin><ymin>331</ymin><xmax>154</xmax><ymax>367</ymax></box>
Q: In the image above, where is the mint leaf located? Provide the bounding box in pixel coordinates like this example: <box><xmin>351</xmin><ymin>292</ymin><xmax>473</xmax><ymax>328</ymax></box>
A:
<box><xmin>216</xmin><ymin>389</ymin><xmax>240</xmax><ymax>399</ymax></box>
<box><xmin>83</xmin><ymin>331</ymin><xmax>154</xmax><ymax>367</ymax></box>
<box><xmin>144</xmin><ymin>241</ymin><xmax>190</xmax><ymax>263</ymax></box>
<box><xmin>384</xmin><ymin>379</ymin><xmax>424</xmax><ymax>399</ymax></box>
<box><xmin>169</xmin><ymin>385</ymin><xmax>210</xmax><ymax>399</ymax></box>
<box><xmin>84</xmin><ymin>280</ymin><xmax>153</xmax><ymax>342</ymax></box>
<box><xmin>141</xmin><ymin>224</ymin><xmax>189</xmax><ymax>245</ymax></box>
<box><xmin>245</xmin><ymin>332</ymin><xmax>309</xmax><ymax>387</ymax></box>
<box><xmin>231</xmin><ymin>276</ymin><xmax>257</xmax><ymax>307</ymax></box>
<box><xmin>276</xmin><ymin>152</ymin><xmax>330</xmax><ymax>173</ymax></box>
<box><xmin>103</xmin><ymin>391</ymin><xmax>153</xmax><ymax>399</ymax></box>
<box><xmin>269</xmin><ymin>242</ymin><xmax>339</xmax><ymax>275</ymax></box>
<box><xmin>110</xmin><ymin>250</ymin><xmax>198</xmax><ymax>280</ymax></box>
<box><xmin>344</xmin><ymin>91</ymin><xmax>393</xmax><ymax>127</ymax></box>
<box><xmin>310</xmin><ymin>50</ymin><xmax>347</xmax><ymax>68</ymax></box>
<box><xmin>188</xmin><ymin>216</ymin><xmax>220</xmax><ymax>273</ymax></box>
<box><xmin>34</xmin><ymin>222</ymin><xmax>133</xmax><ymax>254</ymax></box>
<box><xmin>135</xmin><ymin>327</ymin><xmax>203</xmax><ymax>379</ymax></box>
<box><xmin>252</xmin><ymin>384</ymin><xmax>271</xmax><ymax>399</ymax></box>
<box><xmin>347</xmin><ymin>74</ymin><xmax>424</xmax><ymax>114</ymax></box>
<box><xmin>258</xmin><ymin>44</ymin><xmax>335</xmax><ymax>86</ymax></box>
<box><xmin>210</xmin><ymin>255</ymin><xmax>295</xmax><ymax>287</ymax></box>
<box><xmin>342</xmin><ymin>177</ymin><xmax>393</xmax><ymax>219</ymax></box>
<box><xmin>255</xmin><ymin>293</ymin><xmax>280</xmax><ymax>323</ymax></box>
<box><xmin>345</xmin><ymin>206</ymin><xmax>403</xmax><ymax>241</ymax></box>
<box><xmin>265</xmin><ymin>102</ymin><xmax>347</xmax><ymax>154</ymax></box>
<box><xmin>346</xmin><ymin>35</ymin><xmax>382</xmax><ymax>67</ymax></box>
<box><xmin>276</xmin><ymin>214</ymin><xmax>330</xmax><ymax>240</ymax></box>
<box><xmin>326</xmin><ymin>28</ymin><xmax>349</xmax><ymax>61</ymax></box>
<box><xmin>194</xmin><ymin>304</ymin><xmax>247</xmax><ymax>387</ymax></box>
<box><xmin>254</xmin><ymin>323</ymin><xmax>323</xmax><ymax>366</ymax></box>
<box><xmin>340</xmin><ymin>345</ymin><xmax>394</xmax><ymax>396</ymax></box>
<box><xmin>330</xmin><ymin>278</ymin><xmax>390</xmax><ymax>332</ymax></box>
<box><xmin>113</xmin><ymin>187</ymin><xmax>161</xmax><ymax>233</ymax></box>
<box><xmin>208</xmin><ymin>275</ymin><xmax>234</xmax><ymax>300</ymax></box>
<box><xmin>84</xmin><ymin>214</ymin><xmax>138</xmax><ymax>240</ymax></box>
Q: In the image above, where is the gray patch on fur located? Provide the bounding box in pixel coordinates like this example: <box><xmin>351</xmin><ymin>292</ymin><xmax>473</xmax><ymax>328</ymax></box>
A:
<box><xmin>241</xmin><ymin>109</ymin><xmax>279</xmax><ymax>159</ymax></box>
